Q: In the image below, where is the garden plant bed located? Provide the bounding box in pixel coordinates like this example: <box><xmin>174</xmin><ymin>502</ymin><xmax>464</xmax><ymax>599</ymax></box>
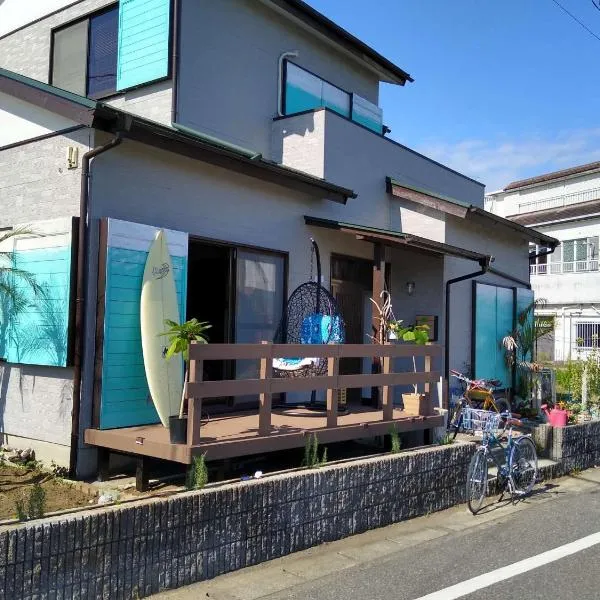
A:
<box><xmin>0</xmin><ymin>463</ymin><xmax>97</xmax><ymax>521</ymax></box>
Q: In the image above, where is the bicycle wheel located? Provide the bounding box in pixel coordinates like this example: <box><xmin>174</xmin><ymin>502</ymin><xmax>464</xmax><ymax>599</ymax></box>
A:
<box><xmin>448</xmin><ymin>400</ymin><xmax>465</xmax><ymax>439</ymax></box>
<box><xmin>510</xmin><ymin>436</ymin><xmax>538</xmax><ymax>496</ymax></box>
<box><xmin>466</xmin><ymin>448</ymin><xmax>488</xmax><ymax>514</ymax></box>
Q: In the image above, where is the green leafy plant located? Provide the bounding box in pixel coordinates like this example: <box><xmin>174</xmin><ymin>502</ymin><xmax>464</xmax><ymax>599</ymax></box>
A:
<box><xmin>50</xmin><ymin>460</ymin><xmax>69</xmax><ymax>479</ymax></box>
<box><xmin>14</xmin><ymin>483</ymin><xmax>46</xmax><ymax>521</ymax></box>
<box><xmin>27</xmin><ymin>483</ymin><xmax>46</xmax><ymax>519</ymax></box>
<box><xmin>302</xmin><ymin>433</ymin><xmax>327</xmax><ymax>468</ymax></box>
<box><xmin>389</xmin><ymin>425</ymin><xmax>401</xmax><ymax>454</ymax></box>
<box><xmin>389</xmin><ymin>321</ymin><xmax>430</xmax><ymax>393</ymax></box>
<box><xmin>436</xmin><ymin>433</ymin><xmax>454</xmax><ymax>446</ymax></box>
<box><xmin>160</xmin><ymin>318</ymin><xmax>211</xmax><ymax>419</ymax></box>
<box><xmin>186</xmin><ymin>454</ymin><xmax>208</xmax><ymax>490</ymax></box>
<box><xmin>14</xmin><ymin>497</ymin><xmax>26</xmax><ymax>522</ymax></box>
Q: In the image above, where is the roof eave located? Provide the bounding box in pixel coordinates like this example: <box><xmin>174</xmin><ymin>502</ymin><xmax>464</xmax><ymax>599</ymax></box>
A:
<box><xmin>263</xmin><ymin>0</ymin><xmax>413</xmax><ymax>85</ymax></box>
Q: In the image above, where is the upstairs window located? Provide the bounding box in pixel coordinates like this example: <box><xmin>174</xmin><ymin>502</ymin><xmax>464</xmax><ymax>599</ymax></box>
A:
<box><xmin>284</xmin><ymin>62</ymin><xmax>351</xmax><ymax>118</ymax></box>
<box><xmin>50</xmin><ymin>0</ymin><xmax>171</xmax><ymax>99</ymax></box>
<box><xmin>51</xmin><ymin>5</ymin><xmax>118</xmax><ymax>98</ymax></box>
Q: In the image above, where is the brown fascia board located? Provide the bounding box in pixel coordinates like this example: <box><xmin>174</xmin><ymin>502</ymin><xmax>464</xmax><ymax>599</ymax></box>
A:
<box><xmin>387</xmin><ymin>179</ymin><xmax>469</xmax><ymax>218</ymax></box>
<box><xmin>117</xmin><ymin>117</ymin><xmax>355</xmax><ymax>204</ymax></box>
<box><xmin>265</xmin><ymin>0</ymin><xmax>413</xmax><ymax>85</ymax></box>
<box><xmin>0</xmin><ymin>71</ymin><xmax>98</xmax><ymax>126</ymax></box>
<box><xmin>386</xmin><ymin>177</ymin><xmax>558</xmax><ymax>247</ymax></box>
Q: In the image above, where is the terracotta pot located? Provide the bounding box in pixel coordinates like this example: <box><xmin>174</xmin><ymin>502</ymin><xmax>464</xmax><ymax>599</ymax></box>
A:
<box><xmin>402</xmin><ymin>392</ymin><xmax>433</xmax><ymax>416</ymax></box>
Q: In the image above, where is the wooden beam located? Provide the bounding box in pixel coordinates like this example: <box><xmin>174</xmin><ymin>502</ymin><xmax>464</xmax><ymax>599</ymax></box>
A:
<box><xmin>326</xmin><ymin>353</ymin><xmax>339</xmax><ymax>428</ymax></box>
<box><xmin>382</xmin><ymin>350</ymin><xmax>394</xmax><ymax>421</ymax></box>
<box><xmin>187</xmin><ymin>359</ymin><xmax>202</xmax><ymax>446</ymax></box>
<box><xmin>258</xmin><ymin>341</ymin><xmax>273</xmax><ymax>435</ymax></box>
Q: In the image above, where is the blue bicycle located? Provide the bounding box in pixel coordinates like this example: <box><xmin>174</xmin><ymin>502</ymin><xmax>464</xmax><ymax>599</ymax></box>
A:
<box><xmin>465</xmin><ymin>408</ymin><xmax>538</xmax><ymax>514</ymax></box>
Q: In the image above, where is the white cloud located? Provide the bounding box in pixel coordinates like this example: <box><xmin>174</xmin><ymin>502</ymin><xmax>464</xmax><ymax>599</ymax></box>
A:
<box><xmin>415</xmin><ymin>129</ymin><xmax>600</xmax><ymax>191</ymax></box>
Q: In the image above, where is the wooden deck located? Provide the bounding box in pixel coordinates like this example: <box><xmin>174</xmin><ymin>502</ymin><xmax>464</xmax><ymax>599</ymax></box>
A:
<box><xmin>84</xmin><ymin>405</ymin><xmax>445</xmax><ymax>464</ymax></box>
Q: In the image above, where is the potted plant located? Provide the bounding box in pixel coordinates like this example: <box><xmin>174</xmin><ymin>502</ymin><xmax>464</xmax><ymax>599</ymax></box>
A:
<box><xmin>389</xmin><ymin>321</ymin><xmax>432</xmax><ymax>416</ymax></box>
<box><xmin>160</xmin><ymin>318</ymin><xmax>211</xmax><ymax>443</ymax></box>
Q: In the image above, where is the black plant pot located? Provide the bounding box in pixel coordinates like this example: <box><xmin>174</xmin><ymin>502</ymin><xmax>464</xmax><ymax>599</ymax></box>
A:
<box><xmin>169</xmin><ymin>416</ymin><xmax>187</xmax><ymax>444</ymax></box>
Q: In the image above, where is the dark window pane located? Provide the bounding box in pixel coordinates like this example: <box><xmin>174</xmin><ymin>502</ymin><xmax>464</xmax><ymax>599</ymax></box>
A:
<box><xmin>87</xmin><ymin>7</ymin><xmax>118</xmax><ymax>97</ymax></box>
<box><xmin>52</xmin><ymin>20</ymin><xmax>88</xmax><ymax>95</ymax></box>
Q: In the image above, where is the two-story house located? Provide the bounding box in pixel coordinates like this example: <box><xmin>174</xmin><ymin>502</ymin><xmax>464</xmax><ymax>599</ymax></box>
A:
<box><xmin>486</xmin><ymin>161</ymin><xmax>600</xmax><ymax>362</ymax></box>
<box><xmin>0</xmin><ymin>0</ymin><xmax>555</xmax><ymax>478</ymax></box>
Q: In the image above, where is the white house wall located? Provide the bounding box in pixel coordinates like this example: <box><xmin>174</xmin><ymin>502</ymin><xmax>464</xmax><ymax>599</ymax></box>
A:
<box><xmin>0</xmin><ymin>92</ymin><xmax>79</xmax><ymax>147</ymax></box>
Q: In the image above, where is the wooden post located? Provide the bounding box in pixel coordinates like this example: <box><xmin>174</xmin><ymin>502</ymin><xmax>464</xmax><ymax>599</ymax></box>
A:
<box><xmin>326</xmin><ymin>348</ymin><xmax>339</xmax><ymax>428</ymax></box>
<box><xmin>258</xmin><ymin>341</ymin><xmax>272</xmax><ymax>436</ymax></box>
<box><xmin>382</xmin><ymin>344</ymin><xmax>394</xmax><ymax>421</ymax></box>
<box><xmin>187</xmin><ymin>359</ymin><xmax>203</xmax><ymax>446</ymax></box>
<box><xmin>136</xmin><ymin>456</ymin><xmax>149</xmax><ymax>492</ymax></box>
<box><xmin>424</xmin><ymin>351</ymin><xmax>432</xmax><ymax>395</ymax></box>
<box><xmin>371</xmin><ymin>243</ymin><xmax>386</xmax><ymax>407</ymax></box>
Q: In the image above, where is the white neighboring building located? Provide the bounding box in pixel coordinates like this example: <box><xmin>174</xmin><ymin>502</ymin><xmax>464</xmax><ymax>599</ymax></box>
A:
<box><xmin>486</xmin><ymin>161</ymin><xmax>600</xmax><ymax>362</ymax></box>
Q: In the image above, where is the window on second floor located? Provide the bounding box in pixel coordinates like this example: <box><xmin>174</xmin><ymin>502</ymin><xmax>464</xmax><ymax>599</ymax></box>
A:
<box><xmin>51</xmin><ymin>6</ymin><xmax>119</xmax><ymax>98</ymax></box>
<box><xmin>51</xmin><ymin>0</ymin><xmax>171</xmax><ymax>99</ymax></box>
<box><xmin>559</xmin><ymin>236</ymin><xmax>598</xmax><ymax>271</ymax></box>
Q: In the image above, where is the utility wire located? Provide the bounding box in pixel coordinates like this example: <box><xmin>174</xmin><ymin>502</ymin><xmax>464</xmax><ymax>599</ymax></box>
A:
<box><xmin>592</xmin><ymin>0</ymin><xmax>600</xmax><ymax>12</ymax></box>
<box><xmin>549</xmin><ymin>0</ymin><xmax>600</xmax><ymax>42</ymax></box>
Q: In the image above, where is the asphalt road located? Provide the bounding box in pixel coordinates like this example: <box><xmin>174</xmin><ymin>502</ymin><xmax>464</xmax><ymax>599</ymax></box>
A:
<box><xmin>156</xmin><ymin>469</ymin><xmax>600</xmax><ymax>600</ymax></box>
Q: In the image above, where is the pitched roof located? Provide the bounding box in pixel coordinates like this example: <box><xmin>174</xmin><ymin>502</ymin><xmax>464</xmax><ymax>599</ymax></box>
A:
<box><xmin>264</xmin><ymin>0</ymin><xmax>413</xmax><ymax>85</ymax></box>
<box><xmin>0</xmin><ymin>68</ymin><xmax>355</xmax><ymax>204</ymax></box>
<box><xmin>509</xmin><ymin>198</ymin><xmax>600</xmax><ymax>226</ymax></box>
<box><xmin>386</xmin><ymin>178</ymin><xmax>559</xmax><ymax>247</ymax></box>
<box><xmin>505</xmin><ymin>161</ymin><xmax>600</xmax><ymax>191</ymax></box>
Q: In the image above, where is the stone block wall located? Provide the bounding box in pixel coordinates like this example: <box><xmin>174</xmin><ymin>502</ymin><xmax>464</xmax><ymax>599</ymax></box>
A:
<box><xmin>532</xmin><ymin>421</ymin><xmax>600</xmax><ymax>472</ymax></box>
<box><xmin>0</xmin><ymin>442</ymin><xmax>476</xmax><ymax>599</ymax></box>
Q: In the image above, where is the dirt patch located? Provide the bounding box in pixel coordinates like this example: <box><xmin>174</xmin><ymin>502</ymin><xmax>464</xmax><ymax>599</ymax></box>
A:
<box><xmin>0</xmin><ymin>463</ymin><xmax>96</xmax><ymax>521</ymax></box>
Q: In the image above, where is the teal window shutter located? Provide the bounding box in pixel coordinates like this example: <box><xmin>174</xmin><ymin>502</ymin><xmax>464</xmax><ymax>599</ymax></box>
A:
<box><xmin>116</xmin><ymin>0</ymin><xmax>171</xmax><ymax>91</ymax></box>
<box><xmin>0</xmin><ymin>218</ymin><xmax>75</xmax><ymax>367</ymax></box>
<box><xmin>99</xmin><ymin>219</ymin><xmax>188</xmax><ymax>430</ymax></box>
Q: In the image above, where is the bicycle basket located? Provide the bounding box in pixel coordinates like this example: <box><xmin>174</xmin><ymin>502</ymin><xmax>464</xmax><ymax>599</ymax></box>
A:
<box><xmin>462</xmin><ymin>408</ymin><xmax>502</xmax><ymax>433</ymax></box>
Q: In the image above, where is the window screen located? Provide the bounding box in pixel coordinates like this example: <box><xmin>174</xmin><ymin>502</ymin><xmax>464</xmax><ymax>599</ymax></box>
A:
<box><xmin>576</xmin><ymin>323</ymin><xmax>600</xmax><ymax>348</ymax></box>
<box><xmin>87</xmin><ymin>8</ymin><xmax>119</xmax><ymax>98</ymax></box>
<box><xmin>51</xmin><ymin>20</ymin><xmax>88</xmax><ymax>96</ymax></box>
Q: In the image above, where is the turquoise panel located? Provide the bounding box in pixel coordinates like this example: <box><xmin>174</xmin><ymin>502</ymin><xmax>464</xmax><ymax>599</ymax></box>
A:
<box><xmin>285</xmin><ymin>84</ymin><xmax>321</xmax><ymax>115</ymax></box>
<box><xmin>352</xmin><ymin>112</ymin><xmax>382</xmax><ymax>133</ymax></box>
<box><xmin>116</xmin><ymin>0</ymin><xmax>170</xmax><ymax>91</ymax></box>
<box><xmin>474</xmin><ymin>283</ymin><xmax>513</xmax><ymax>388</ymax></box>
<box><xmin>1</xmin><ymin>246</ymin><xmax>72</xmax><ymax>367</ymax></box>
<box><xmin>100</xmin><ymin>245</ymin><xmax>187</xmax><ymax>429</ymax></box>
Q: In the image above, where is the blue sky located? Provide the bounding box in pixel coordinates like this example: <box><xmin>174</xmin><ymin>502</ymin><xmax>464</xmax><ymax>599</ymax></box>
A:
<box><xmin>309</xmin><ymin>0</ymin><xmax>600</xmax><ymax>191</ymax></box>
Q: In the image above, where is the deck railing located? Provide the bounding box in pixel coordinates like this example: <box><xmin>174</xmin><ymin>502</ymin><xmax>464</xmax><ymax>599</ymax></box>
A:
<box><xmin>530</xmin><ymin>260</ymin><xmax>599</xmax><ymax>275</ymax></box>
<box><xmin>185</xmin><ymin>342</ymin><xmax>443</xmax><ymax>446</ymax></box>
<box><xmin>516</xmin><ymin>186</ymin><xmax>600</xmax><ymax>214</ymax></box>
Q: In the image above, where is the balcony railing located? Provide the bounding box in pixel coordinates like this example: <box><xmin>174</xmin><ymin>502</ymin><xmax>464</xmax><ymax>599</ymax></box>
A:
<box><xmin>517</xmin><ymin>186</ymin><xmax>600</xmax><ymax>214</ymax></box>
<box><xmin>530</xmin><ymin>260</ymin><xmax>600</xmax><ymax>275</ymax></box>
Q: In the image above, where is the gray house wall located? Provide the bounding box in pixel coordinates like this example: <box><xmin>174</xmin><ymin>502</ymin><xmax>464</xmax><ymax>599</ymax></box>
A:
<box><xmin>0</xmin><ymin>0</ymin><xmax>173</xmax><ymax>126</ymax></box>
<box><xmin>0</xmin><ymin>128</ymin><xmax>91</xmax><ymax>466</ymax></box>
<box><xmin>177</xmin><ymin>0</ymin><xmax>380</xmax><ymax>158</ymax></box>
<box><xmin>273</xmin><ymin>109</ymin><xmax>486</xmax><ymax>224</ymax></box>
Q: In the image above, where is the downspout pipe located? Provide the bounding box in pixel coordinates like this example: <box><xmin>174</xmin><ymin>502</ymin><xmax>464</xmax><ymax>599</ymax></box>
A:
<box><xmin>169</xmin><ymin>0</ymin><xmax>261</xmax><ymax>160</ymax></box>
<box><xmin>444</xmin><ymin>258</ymin><xmax>490</xmax><ymax>383</ymax></box>
<box><xmin>70</xmin><ymin>133</ymin><xmax>123</xmax><ymax>479</ymax></box>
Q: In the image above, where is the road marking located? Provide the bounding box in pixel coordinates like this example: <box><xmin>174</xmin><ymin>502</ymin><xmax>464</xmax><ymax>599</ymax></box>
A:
<box><xmin>413</xmin><ymin>531</ymin><xmax>600</xmax><ymax>600</ymax></box>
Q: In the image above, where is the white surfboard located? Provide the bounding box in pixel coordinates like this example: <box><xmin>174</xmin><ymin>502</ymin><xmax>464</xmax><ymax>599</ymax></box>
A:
<box><xmin>140</xmin><ymin>230</ymin><xmax>183</xmax><ymax>427</ymax></box>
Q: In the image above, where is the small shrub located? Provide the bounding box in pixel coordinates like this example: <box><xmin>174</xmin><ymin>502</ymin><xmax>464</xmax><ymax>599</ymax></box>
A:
<box><xmin>14</xmin><ymin>497</ymin><xmax>27</xmax><ymax>522</ymax></box>
<box><xmin>50</xmin><ymin>460</ymin><xmax>69</xmax><ymax>479</ymax></box>
<box><xmin>389</xmin><ymin>426</ymin><xmax>401</xmax><ymax>454</ymax></box>
<box><xmin>27</xmin><ymin>483</ymin><xmax>46</xmax><ymax>519</ymax></box>
<box><xmin>186</xmin><ymin>454</ymin><xmax>208</xmax><ymax>490</ymax></box>
<box><xmin>436</xmin><ymin>433</ymin><xmax>454</xmax><ymax>446</ymax></box>
<box><xmin>302</xmin><ymin>434</ymin><xmax>327</xmax><ymax>468</ymax></box>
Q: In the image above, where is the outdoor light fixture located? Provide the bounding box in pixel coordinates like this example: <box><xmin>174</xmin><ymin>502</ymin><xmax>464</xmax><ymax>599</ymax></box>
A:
<box><xmin>406</xmin><ymin>281</ymin><xmax>415</xmax><ymax>296</ymax></box>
